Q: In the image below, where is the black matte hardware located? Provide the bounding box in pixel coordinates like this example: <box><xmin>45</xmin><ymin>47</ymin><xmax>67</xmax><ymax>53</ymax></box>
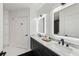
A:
<box><xmin>60</xmin><ymin>39</ymin><xmax>64</xmax><ymax>45</ymax></box>
<box><xmin>25</xmin><ymin>34</ymin><xmax>28</xmax><ymax>36</ymax></box>
<box><xmin>58</xmin><ymin>41</ymin><xmax>61</xmax><ymax>44</ymax></box>
<box><xmin>40</xmin><ymin>15</ymin><xmax>42</xmax><ymax>17</ymax></box>
<box><xmin>66</xmin><ymin>44</ymin><xmax>69</xmax><ymax>47</ymax></box>
<box><xmin>61</xmin><ymin>3</ymin><xmax>66</xmax><ymax>5</ymax></box>
<box><xmin>65</xmin><ymin>35</ymin><xmax>68</xmax><ymax>36</ymax></box>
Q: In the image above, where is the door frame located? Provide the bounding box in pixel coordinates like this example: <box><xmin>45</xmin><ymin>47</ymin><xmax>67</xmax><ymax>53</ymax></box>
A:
<box><xmin>9</xmin><ymin>9</ymin><xmax>30</xmax><ymax>50</ymax></box>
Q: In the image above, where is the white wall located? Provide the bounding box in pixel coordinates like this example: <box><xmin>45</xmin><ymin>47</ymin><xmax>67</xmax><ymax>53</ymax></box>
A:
<box><xmin>59</xmin><ymin>4</ymin><xmax>79</xmax><ymax>38</ymax></box>
<box><xmin>0</xmin><ymin>3</ymin><xmax>3</xmax><ymax>52</ymax></box>
<box><xmin>30</xmin><ymin>8</ymin><xmax>37</xmax><ymax>35</ymax></box>
<box><xmin>3</xmin><ymin>10</ymin><xmax>9</xmax><ymax>48</ymax></box>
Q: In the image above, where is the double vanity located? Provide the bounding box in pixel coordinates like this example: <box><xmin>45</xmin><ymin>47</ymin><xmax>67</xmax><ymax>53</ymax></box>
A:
<box><xmin>31</xmin><ymin>34</ymin><xmax>79</xmax><ymax>56</ymax></box>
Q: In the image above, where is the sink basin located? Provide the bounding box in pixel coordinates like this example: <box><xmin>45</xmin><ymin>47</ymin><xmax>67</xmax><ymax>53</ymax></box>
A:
<box><xmin>71</xmin><ymin>49</ymin><xmax>79</xmax><ymax>56</ymax></box>
<box><xmin>48</xmin><ymin>40</ymin><xmax>79</xmax><ymax>56</ymax></box>
<box><xmin>49</xmin><ymin>41</ymin><xmax>73</xmax><ymax>55</ymax></box>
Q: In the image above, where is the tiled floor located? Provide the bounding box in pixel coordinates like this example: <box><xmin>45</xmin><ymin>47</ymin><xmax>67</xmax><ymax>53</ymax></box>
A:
<box><xmin>3</xmin><ymin>46</ymin><xmax>31</xmax><ymax>56</ymax></box>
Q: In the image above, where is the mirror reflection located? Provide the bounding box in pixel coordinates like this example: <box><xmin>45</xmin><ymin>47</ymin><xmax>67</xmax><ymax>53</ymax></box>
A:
<box><xmin>39</xmin><ymin>17</ymin><xmax>45</xmax><ymax>33</ymax></box>
<box><xmin>38</xmin><ymin>14</ymin><xmax>47</xmax><ymax>34</ymax></box>
<box><xmin>54</xmin><ymin>4</ymin><xmax>79</xmax><ymax>38</ymax></box>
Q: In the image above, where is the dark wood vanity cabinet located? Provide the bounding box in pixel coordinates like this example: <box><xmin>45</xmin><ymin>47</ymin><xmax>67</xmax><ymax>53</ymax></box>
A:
<box><xmin>31</xmin><ymin>37</ymin><xmax>59</xmax><ymax>56</ymax></box>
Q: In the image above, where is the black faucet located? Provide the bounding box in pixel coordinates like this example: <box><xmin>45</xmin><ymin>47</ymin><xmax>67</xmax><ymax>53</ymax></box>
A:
<box><xmin>60</xmin><ymin>39</ymin><xmax>64</xmax><ymax>45</ymax></box>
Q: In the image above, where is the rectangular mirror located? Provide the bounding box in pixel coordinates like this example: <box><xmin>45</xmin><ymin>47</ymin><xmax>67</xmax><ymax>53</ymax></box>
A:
<box><xmin>39</xmin><ymin>18</ymin><xmax>45</xmax><ymax>33</ymax></box>
<box><xmin>38</xmin><ymin>14</ymin><xmax>47</xmax><ymax>34</ymax></box>
<box><xmin>54</xmin><ymin>3</ymin><xmax>79</xmax><ymax>38</ymax></box>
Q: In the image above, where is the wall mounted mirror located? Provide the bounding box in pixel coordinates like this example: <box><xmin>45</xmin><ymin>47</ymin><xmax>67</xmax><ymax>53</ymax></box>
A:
<box><xmin>37</xmin><ymin>14</ymin><xmax>47</xmax><ymax>34</ymax></box>
<box><xmin>53</xmin><ymin>3</ymin><xmax>79</xmax><ymax>38</ymax></box>
<box><xmin>39</xmin><ymin>17</ymin><xmax>45</xmax><ymax>33</ymax></box>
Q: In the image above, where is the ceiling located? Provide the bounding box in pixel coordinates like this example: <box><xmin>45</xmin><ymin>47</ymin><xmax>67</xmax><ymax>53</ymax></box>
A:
<box><xmin>3</xmin><ymin>3</ymin><xmax>61</xmax><ymax>19</ymax></box>
<box><xmin>3</xmin><ymin>3</ymin><xmax>45</xmax><ymax>11</ymax></box>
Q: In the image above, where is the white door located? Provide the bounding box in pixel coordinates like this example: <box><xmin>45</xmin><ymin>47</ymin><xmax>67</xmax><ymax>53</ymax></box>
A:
<box><xmin>11</xmin><ymin>16</ymin><xmax>30</xmax><ymax>49</ymax></box>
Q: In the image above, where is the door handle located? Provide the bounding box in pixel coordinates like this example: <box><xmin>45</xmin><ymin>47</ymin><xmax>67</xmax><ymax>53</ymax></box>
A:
<box><xmin>25</xmin><ymin>34</ymin><xmax>28</xmax><ymax>36</ymax></box>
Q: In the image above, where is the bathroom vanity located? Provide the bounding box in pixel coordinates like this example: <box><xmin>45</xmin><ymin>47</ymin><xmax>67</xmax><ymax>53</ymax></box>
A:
<box><xmin>30</xmin><ymin>34</ymin><xmax>79</xmax><ymax>56</ymax></box>
<box><xmin>31</xmin><ymin>36</ymin><xmax>59</xmax><ymax>56</ymax></box>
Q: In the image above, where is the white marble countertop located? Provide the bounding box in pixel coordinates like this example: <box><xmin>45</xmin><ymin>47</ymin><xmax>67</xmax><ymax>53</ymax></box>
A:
<box><xmin>31</xmin><ymin>34</ymin><xmax>79</xmax><ymax>56</ymax></box>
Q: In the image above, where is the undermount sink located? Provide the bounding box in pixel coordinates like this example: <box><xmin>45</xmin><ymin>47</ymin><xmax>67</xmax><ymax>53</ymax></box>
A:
<box><xmin>55</xmin><ymin>43</ymin><xmax>72</xmax><ymax>51</ymax></box>
<box><xmin>50</xmin><ymin>41</ymin><xmax>73</xmax><ymax>55</ymax></box>
<box><xmin>47</xmin><ymin>40</ymin><xmax>79</xmax><ymax>56</ymax></box>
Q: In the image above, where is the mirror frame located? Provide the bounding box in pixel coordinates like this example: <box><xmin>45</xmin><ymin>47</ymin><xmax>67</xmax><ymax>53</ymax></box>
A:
<box><xmin>52</xmin><ymin>3</ymin><xmax>75</xmax><ymax>35</ymax></box>
<box><xmin>36</xmin><ymin>14</ymin><xmax>47</xmax><ymax>34</ymax></box>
